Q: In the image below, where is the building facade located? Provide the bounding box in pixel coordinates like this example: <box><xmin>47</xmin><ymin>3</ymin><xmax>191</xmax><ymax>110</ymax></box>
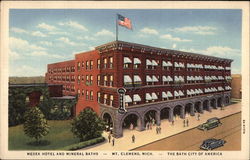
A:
<box><xmin>46</xmin><ymin>41</ymin><xmax>233</xmax><ymax>138</ymax></box>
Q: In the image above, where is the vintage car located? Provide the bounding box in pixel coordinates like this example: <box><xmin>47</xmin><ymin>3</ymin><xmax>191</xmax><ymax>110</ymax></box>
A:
<box><xmin>200</xmin><ymin>138</ymin><xmax>226</xmax><ymax>150</ymax></box>
<box><xmin>197</xmin><ymin>117</ymin><xmax>222</xmax><ymax>131</ymax></box>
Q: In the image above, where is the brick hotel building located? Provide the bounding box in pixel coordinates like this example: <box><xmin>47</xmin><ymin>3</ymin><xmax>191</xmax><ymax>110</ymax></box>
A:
<box><xmin>45</xmin><ymin>41</ymin><xmax>232</xmax><ymax>138</ymax></box>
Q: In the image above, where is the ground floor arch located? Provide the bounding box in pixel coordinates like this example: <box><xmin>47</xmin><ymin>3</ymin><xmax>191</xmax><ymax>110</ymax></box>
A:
<box><xmin>194</xmin><ymin>101</ymin><xmax>203</xmax><ymax>113</ymax></box>
<box><xmin>144</xmin><ymin>110</ymin><xmax>157</xmax><ymax>126</ymax></box>
<box><xmin>160</xmin><ymin>107</ymin><xmax>171</xmax><ymax>121</ymax></box>
<box><xmin>185</xmin><ymin>103</ymin><xmax>195</xmax><ymax>116</ymax></box>
<box><xmin>103</xmin><ymin>112</ymin><xmax>113</xmax><ymax>129</ymax></box>
<box><xmin>225</xmin><ymin>96</ymin><xmax>230</xmax><ymax>105</ymax></box>
<box><xmin>122</xmin><ymin>113</ymin><xmax>140</xmax><ymax>130</ymax></box>
<box><xmin>203</xmin><ymin>100</ymin><xmax>210</xmax><ymax>111</ymax></box>
<box><xmin>210</xmin><ymin>99</ymin><xmax>217</xmax><ymax>109</ymax></box>
<box><xmin>173</xmin><ymin>105</ymin><xmax>184</xmax><ymax>119</ymax></box>
<box><xmin>217</xmin><ymin>97</ymin><xmax>223</xmax><ymax>108</ymax></box>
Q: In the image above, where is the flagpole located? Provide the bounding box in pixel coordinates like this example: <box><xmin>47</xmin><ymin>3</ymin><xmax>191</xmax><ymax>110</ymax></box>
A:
<box><xmin>116</xmin><ymin>14</ymin><xmax>118</xmax><ymax>41</ymax></box>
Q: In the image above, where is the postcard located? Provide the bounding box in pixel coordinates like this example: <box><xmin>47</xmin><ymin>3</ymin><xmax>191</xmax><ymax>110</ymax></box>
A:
<box><xmin>0</xmin><ymin>1</ymin><xmax>249</xmax><ymax>160</ymax></box>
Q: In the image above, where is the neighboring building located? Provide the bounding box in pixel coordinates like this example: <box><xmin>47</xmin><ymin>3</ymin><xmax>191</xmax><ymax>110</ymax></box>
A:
<box><xmin>45</xmin><ymin>41</ymin><xmax>233</xmax><ymax>138</ymax></box>
<box><xmin>231</xmin><ymin>74</ymin><xmax>242</xmax><ymax>99</ymax></box>
<box><xmin>9</xmin><ymin>83</ymin><xmax>63</xmax><ymax>107</ymax></box>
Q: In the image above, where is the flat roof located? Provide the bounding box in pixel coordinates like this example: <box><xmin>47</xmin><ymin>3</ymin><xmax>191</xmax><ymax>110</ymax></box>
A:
<box><xmin>96</xmin><ymin>40</ymin><xmax>233</xmax><ymax>62</ymax></box>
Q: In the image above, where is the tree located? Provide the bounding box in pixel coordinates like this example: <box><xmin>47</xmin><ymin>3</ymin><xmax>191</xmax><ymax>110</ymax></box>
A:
<box><xmin>71</xmin><ymin>108</ymin><xmax>105</xmax><ymax>142</ymax></box>
<box><xmin>23</xmin><ymin>107</ymin><xmax>50</xmax><ymax>143</ymax></box>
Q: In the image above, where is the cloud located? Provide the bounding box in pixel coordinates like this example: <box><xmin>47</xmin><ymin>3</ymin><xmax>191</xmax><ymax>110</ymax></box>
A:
<box><xmin>9</xmin><ymin>51</ymin><xmax>20</xmax><ymax>61</ymax></box>
<box><xmin>172</xmin><ymin>43</ymin><xmax>177</xmax><ymax>49</ymax></box>
<box><xmin>30</xmin><ymin>51</ymin><xmax>64</xmax><ymax>59</ymax></box>
<box><xmin>31</xmin><ymin>31</ymin><xmax>47</xmax><ymax>37</ymax></box>
<box><xmin>77</xmin><ymin>35</ymin><xmax>96</xmax><ymax>41</ymax></box>
<box><xmin>169</xmin><ymin>26</ymin><xmax>217</xmax><ymax>35</ymax></box>
<box><xmin>10</xmin><ymin>37</ymin><xmax>46</xmax><ymax>52</ymax></box>
<box><xmin>37</xmin><ymin>23</ymin><xmax>56</xmax><ymax>31</ymax></box>
<box><xmin>95</xmin><ymin>29</ymin><xmax>115</xmax><ymax>37</ymax></box>
<box><xmin>57</xmin><ymin>37</ymin><xmax>76</xmax><ymax>46</ymax></box>
<box><xmin>10</xmin><ymin>65</ymin><xmax>42</xmax><ymax>77</ymax></box>
<box><xmin>59</xmin><ymin>21</ymin><xmax>88</xmax><ymax>31</ymax></box>
<box><xmin>88</xmin><ymin>46</ymin><xmax>95</xmax><ymax>50</ymax></box>
<box><xmin>140</xmin><ymin>27</ymin><xmax>159</xmax><ymax>35</ymax></box>
<box><xmin>40</xmin><ymin>41</ymin><xmax>52</xmax><ymax>46</ymax></box>
<box><xmin>48</xmin><ymin>31</ymin><xmax>68</xmax><ymax>35</ymax></box>
<box><xmin>180</xmin><ymin>46</ymin><xmax>241</xmax><ymax>57</ymax></box>
<box><xmin>10</xmin><ymin>27</ymin><xmax>28</xmax><ymax>34</ymax></box>
<box><xmin>160</xmin><ymin>34</ymin><xmax>192</xmax><ymax>42</ymax></box>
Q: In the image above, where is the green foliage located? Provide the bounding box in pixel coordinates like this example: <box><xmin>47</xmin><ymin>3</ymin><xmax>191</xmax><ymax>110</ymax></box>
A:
<box><xmin>23</xmin><ymin>107</ymin><xmax>50</xmax><ymax>143</ymax></box>
<box><xmin>60</xmin><ymin>137</ymin><xmax>105</xmax><ymax>150</ymax></box>
<box><xmin>71</xmin><ymin>109</ymin><xmax>105</xmax><ymax>142</ymax></box>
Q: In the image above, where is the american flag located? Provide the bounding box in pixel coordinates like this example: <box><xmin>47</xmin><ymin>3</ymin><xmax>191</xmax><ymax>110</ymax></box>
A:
<box><xmin>117</xmin><ymin>14</ymin><xmax>132</xmax><ymax>30</ymax></box>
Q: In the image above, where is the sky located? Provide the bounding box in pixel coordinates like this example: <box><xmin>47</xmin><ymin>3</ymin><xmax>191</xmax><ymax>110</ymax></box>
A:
<box><xmin>9</xmin><ymin>9</ymin><xmax>242</xmax><ymax>77</ymax></box>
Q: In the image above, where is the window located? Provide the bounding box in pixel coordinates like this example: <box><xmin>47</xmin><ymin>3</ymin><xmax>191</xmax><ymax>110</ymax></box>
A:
<box><xmin>110</xmin><ymin>75</ymin><xmax>113</xmax><ymax>87</ymax></box>
<box><xmin>104</xmin><ymin>75</ymin><xmax>107</xmax><ymax>86</ymax></box>
<box><xmin>90</xmin><ymin>91</ymin><xmax>93</xmax><ymax>100</ymax></box>
<box><xmin>86</xmin><ymin>61</ymin><xmax>89</xmax><ymax>70</ymax></box>
<box><xmin>82</xmin><ymin>89</ymin><xmax>84</xmax><ymax>96</ymax></box>
<box><xmin>110</xmin><ymin>95</ymin><xmax>113</xmax><ymax>106</ymax></box>
<box><xmin>86</xmin><ymin>75</ymin><xmax>89</xmax><ymax>85</ymax></box>
<box><xmin>109</xmin><ymin>57</ymin><xmax>113</xmax><ymax>68</ymax></box>
<box><xmin>104</xmin><ymin>94</ymin><xmax>108</xmax><ymax>104</ymax></box>
<box><xmin>97</xmin><ymin>92</ymin><xmax>101</xmax><ymax>102</ymax></box>
<box><xmin>77</xmin><ymin>89</ymin><xmax>80</xmax><ymax>97</ymax></box>
<box><xmin>90</xmin><ymin>75</ymin><xmax>93</xmax><ymax>85</ymax></box>
<box><xmin>90</xmin><ymin>60</ymin><xmax>93</xmax><ymax>70</ymax></box>
<box><xmin>104</xmin><ymin>58</ymin><xmax>107</xmax><ymax>68</ymax></box>
<box><xmin>86</xmin><ymin>90</ymin><xmax>89</xmax><ymax>100</ymax></box>
<box><xmin>77</xmin><ymin>62</ymin><xmax>81</xmax><ymax>71</ymax></box>
<box><xmin>124</xmin><ymin>75</ymin><xmax>132</xmax><ymax>86</ymax></box>
<box><xmin>97</xmin><ymin>59</ymin><xmax>100</xmax><ymax>69</ymax></box>
<box><xmin>133</xmin><ymin>58</ymin><xmax>141</xmax><ymax>69</ymax></box>
<box><xmin>123</xmin><ymin>57</ymin><xmax>132</xmax><ymax>69</ymax></box>
<box><xmin>77</xmin><ymin>75</ymin><xmax>81</xmax><ymax>84</ymax></box>
<box><xmin>97</xmin><ymin>75</ymin><xmax>100</xmax><ymax>86</ymax></box>
<box><xmin>82</xmin><ymin>75</ymin><xmax>84</xmax><ymax>82</ymax></box>
<box><xmin>82</xmin><ymin>61</ymin><xmax>84</xmax><ymax>68</ymax></box>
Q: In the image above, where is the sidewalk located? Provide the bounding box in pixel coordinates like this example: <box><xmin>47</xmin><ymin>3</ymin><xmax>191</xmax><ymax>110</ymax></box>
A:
<box><xmin>83</xmin><ymin>102</ymin><xmax>241</xmax><ymax>151</ymax></box>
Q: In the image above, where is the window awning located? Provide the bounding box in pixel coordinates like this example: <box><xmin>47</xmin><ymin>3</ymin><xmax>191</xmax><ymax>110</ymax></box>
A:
<box><xmin>124</xmin><ymin>75</ymin><xmax>132</xmax><ymax>83</ymax></box>
<box><xmin>151</xmin><ymin>92</ymin><xmax>158</xmax><ymax>100</ymax></box>
<box><xmin>178</xmin><ymin>90</ymin><xmax>184</xmax><ymax>96</ymax></box>
<box><xmin>162</xmin><ymin>91</ymin><xmax>168</xmax><ymax>98</ymax></box>
<box><xmin>146</xmin><ymin>93</ymin><xmax>152</xmax><ymax>100</ymax></box>
<box><xmin>162</xmin><ymin>60</ymin><xmax>168</xmax><ymax>67</ymax></box>
<box><xmin>187</xmin><ymin>90</ymin><xmax>191</xmax><ymax>95</ymax></box>
<box><xmin>199</xmin><ymin>89</ymin><xmax>203</xmax><ymax>93</ymax></box>
<box><xmin>152</xmin><ymin>60</ymin><xmax>158</xmax><ymax>66</ymax></box>
<box><xmin>195</xmin><ymin>89</ymin><xmax>199</xmax><ymax>94</ymax></box>
<box><xmin>133</xmin><ymin>94</ymin><xmax>141</xmax><ymax>102</ymax></box>
<box><xmin>167</xmin><ymin>61</ymin><xmax>173</xmax><ymax>66</ymax></box>
<box><xmin>146</xmin><ymin>59</ymin><xmax>152</xmax><ymax>66</ymax></box>
<box><xmin>190</xmin><ymin>89</ymin><xmax>195</xmax><ymax>95</ymax></box>
<box><xmin>125</xmin><ymin>95</ymin><xmax>132</xmax><ymax>103</ymax></box>
<box><xmin>174</xmin><ymin>76</ymin><xmax>179</xmax><ymax>81</ymax></box>
<box><xmin>187</xmin><ymin>76</ymin><xmax>190</xmax><ymax>81</ymax></box>
<box><xmin>162</xmin><ymin>76</ymin><xmax>168</xmax><ymax>82</ymax></box>
<box><xmin>167</xmin><ymin>76</ymin><xmax>173</xmax><ymax>81</ymax></box>
<box><xmin>167</xmin><ymin>91</ymin><xmax>173</xmax><ymax>97</ymax></box>
<box><xmin>174</xmin><ymin>91</ymin><xmax>179</xmax><ymax>97</ymax></box>
<box><xmin>152</xmin><ymin>75</ymin><xmax>159</xmax><ymax>82</ymax></box>
<box><xmin>174</xmin><ymin>62</ymin><xmax>179</xmax><ymax>68</ymax></box>
<box><xmin>134</xmin><ymin>58</ymin><xmax>141</xmax><ymax>64</ymax></box>
<box><xmin>146</xmin><ymin>75</ymin><xmax>153</xmax><ymax>82</ymax></box>
<box><xmin>124</xmin><ymin>57</ymin><xmax>132</xmax><ymax>64</ymax></box>
<box><xmin>134</xmin><ymin>75</ymin><xmax>142</xmax><ymax>82</ymax></box>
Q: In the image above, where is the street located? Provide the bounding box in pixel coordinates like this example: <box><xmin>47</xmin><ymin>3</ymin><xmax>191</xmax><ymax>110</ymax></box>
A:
<box><xmin>134</xmin><ymin>112</ymin><xmax>241</xmax><ymax>151</ymax></box>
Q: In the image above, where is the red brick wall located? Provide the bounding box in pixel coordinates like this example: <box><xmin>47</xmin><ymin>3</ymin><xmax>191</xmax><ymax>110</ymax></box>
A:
<box><xmin>75</xmin><ymin>50</ymin><xmax>100</xmax><ymax>114</ymax></box>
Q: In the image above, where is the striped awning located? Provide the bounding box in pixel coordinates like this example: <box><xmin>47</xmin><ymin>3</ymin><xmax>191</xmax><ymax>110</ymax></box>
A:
<box><xmin>124</xmin><ymin>57</ymin><xmax>132</xmax><ymax>64</ymax></box>
<box><xmin>151</xmin><ymin>92</ymin><xmax>158</xmax><ymax>100</ymax></box>
<box><xmin>133</xmin><ymin>94</ymin><xmax>141</xmax><ymax>102</ymax></box>
<box><xmin>134</xmin><ymin>58</ymin><xmax>141</xmax><ymax>64</ymax></box>
<box><xmin>125</xmin><ymin>95</ymin><xmax>132</xmax><ymax>103</ymax></box>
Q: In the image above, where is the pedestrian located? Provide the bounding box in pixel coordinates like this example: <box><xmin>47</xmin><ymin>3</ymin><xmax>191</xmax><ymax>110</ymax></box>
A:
<box><xmin>156</xmin><ymin>126</ymin><xmax>158</xmax><ymax>134</ymax></box>
<box><xmin>130</xmin><ymin>123</ymin><xmax>134</xmax><ymax>130</ymax></box>
<box><xmin>110</xmin><ymin>127</ymin><xmax>113</xmax><ymax>134</ymax></box>
<box><xmin>186</xmin><ymin>119</ymin><xmax>189</xmax><ymax>127</ymax></box>
<box><xmin>132</xmin><ymin>134</ymin><xmax>135</xmax><ymax>143</ymax></box>
<box><xmin>172</xmin><ymin>120</ymin><xmax>174</xmax><ymax>126</ymax></box>
<box><xmin>152</xmin><ymin>119</ymin><xmax>155</xmax><ymax>126</ymax></box>
<box><xmin>197</xmin><ymin>114</ymin><xmax>200</xmax><ymax>121</ymax></box>
<box><xmin>159</xmin><ymin>126</ymin><xmax>161</xmax><ymax>134</ymax></box>
<box><xmin>150</xmin><ymin>122</ymin><xmax>152</xmax><ymax>130</ymax></box>
<box><xmin>146</xmin><ymin>122</ymin><xmax>149</xmax><ymax>130</ymax></box>
<box><xmin>112</xmin><ymin>138</ymin><xmax>115</xmax><ymax>146</ymax></box>
<box><xmin>183</xmin><ymin>119</ymin><xmax>186</xmax><ymax>127</ymax></box>
<box><xmin>108</xmin><ymin>133</ymin><xmax>111</xmax><ymax>143</ymax></box>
